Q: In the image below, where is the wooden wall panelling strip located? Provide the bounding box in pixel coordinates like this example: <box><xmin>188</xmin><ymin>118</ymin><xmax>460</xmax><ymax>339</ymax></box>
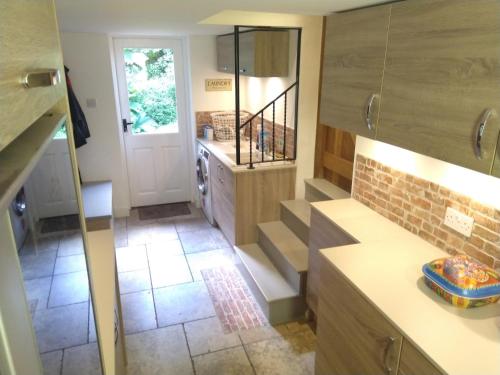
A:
<box><xmin>313</xmin><ymin>17</ymin><xmax>327</xmax><ymax>179</ymax></box>
<box><xmin>322</xmin><ymin>151</ymin><xmax>354</xmax><ymax>180</ymax></box>
<box><xmin>0</xmin><ymin>113</ymin><xmax>66</xmax><ymax>213</ymax></box>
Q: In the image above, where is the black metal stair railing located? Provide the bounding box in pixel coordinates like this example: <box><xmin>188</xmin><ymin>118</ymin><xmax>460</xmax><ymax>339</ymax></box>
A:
<box><xmin>236</xmin><ymin>82</ymin><xmax>298</xmax><ymax>169</ymax></box>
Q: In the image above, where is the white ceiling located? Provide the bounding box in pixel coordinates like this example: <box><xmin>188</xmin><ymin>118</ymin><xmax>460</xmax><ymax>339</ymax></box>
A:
<box><xmin>55</xmin><ymin>0</ymin><xmax>387</xmax><ymax>35</ymax></box>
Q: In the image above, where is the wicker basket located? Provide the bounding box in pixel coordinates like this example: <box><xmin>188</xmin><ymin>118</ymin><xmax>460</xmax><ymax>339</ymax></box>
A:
<box><xmin>210</xmin><ymin>111</ymin><xmax>249</xmax><ymax>141</ymax></box>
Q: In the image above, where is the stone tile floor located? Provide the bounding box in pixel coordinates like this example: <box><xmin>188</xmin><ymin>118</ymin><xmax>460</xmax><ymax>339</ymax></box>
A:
<box><xmin>19</xmin><ymin>230</ymin><xmax>101</xmax><ymax>375</ymax></box>
<box><xmin>25</xmin><ymin>203</ymin><xmax>316</xmax><ymax>375</ymax></box>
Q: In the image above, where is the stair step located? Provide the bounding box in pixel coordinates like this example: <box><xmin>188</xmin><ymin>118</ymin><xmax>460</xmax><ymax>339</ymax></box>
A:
<box><xmin>280</xmin><ymin>199</ymin><xmax>311</xmax><ymax>244</ymax></box>
<box><xmin>257</xmin><ymin>221</ymin><xmax>308</xmax><ymax>294</ymax></box>
<box><xmin>235</xmin><ymin>244</ymin><xmax>306</xmax><ymax>325</ymax></box>
<box><xmin>304</xmin><ymin>178</ymin><xmax>350</xmax><ymax>202</ymax></box>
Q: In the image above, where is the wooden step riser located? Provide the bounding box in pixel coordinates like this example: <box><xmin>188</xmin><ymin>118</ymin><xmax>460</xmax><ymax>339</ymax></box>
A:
<box><xmin>235</xmin><ymin>262</ymin><xmax>307</xmax><ymax>325</ymax></box>
<box><xmin>280</xmin><ymin>204</ymin><xmax>310</xmax><ymax>245</ymax></box>
<box><xmin>257</xmin><ymin>227</ymin><xmax>307</xmax><ymax>295</ymax></box>
<box><xmin>305</xmin><ymin>185</ymin><xmax>332</xmax><ymax>202</ymax></box>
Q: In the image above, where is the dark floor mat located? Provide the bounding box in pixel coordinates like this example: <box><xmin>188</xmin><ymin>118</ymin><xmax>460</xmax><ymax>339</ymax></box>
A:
<box><xmin>138</xmin><ymin>202</ymin><xmax>191</xmax><ymax>220</ymax></box>
<box><xmin>40</xmin><ymin>214</ymin><xmax>80</xmax><ymax>233</ymax></box>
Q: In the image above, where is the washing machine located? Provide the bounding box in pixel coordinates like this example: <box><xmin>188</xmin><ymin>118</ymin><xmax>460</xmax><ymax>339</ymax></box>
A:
<box><xmin>8</xmin><ymin>187</ymin><xmax>29</xmax><ymax>251</ymax></box>
<box><xmin>196</xmin><ymin>143</ymin><xmax>215</xmax><ymax>225</ymax></box>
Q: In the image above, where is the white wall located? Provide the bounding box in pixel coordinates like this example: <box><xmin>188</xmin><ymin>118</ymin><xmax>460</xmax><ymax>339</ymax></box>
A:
<box><xmin>188</xmin><ymin>35</ymin><xmax>239</xmax><ymax>112</ymax></box>
<box><xmin>60</xmin><ymin>32</ymin><xmax>130</xmax><ymax>216</ymax></box>
<box><xmin>202</xmin><ymin>11</ymin><xmax>324</xmax><ymax>198</ymax></box>
<box><xmin>356</xmin><ymin>136</ymin><xmax>500</xmax><ymax>210</ymax></box>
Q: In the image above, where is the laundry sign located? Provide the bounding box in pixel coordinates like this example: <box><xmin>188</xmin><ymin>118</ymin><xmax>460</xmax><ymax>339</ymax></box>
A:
<box><xmin>205</xmin><ymin>79</ymin><xmax>232</xmax><ymax>91</ymax></box>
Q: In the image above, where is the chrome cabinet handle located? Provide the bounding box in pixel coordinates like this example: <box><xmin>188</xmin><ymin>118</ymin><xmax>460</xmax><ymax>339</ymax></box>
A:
<box><xmin>474</xmin><ymin>108</ymin><xmax>496</xmax><ymax>160</ymax></box>
<box><xmin>365</xmin><ymin>93</ymin><xmax>378</xmax><ymax>131</ymax></box>
<box><xmin>383</xmin><ymin>336</ymin><xmax>396</xmax><ymax>375</ymax></box>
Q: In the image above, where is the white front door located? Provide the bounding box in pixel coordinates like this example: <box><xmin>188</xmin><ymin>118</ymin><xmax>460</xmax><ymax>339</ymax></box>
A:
<box><xmin>114</xmin><ymin>38</ymin><xmax>191</xmax><ymax>207</ymax></box>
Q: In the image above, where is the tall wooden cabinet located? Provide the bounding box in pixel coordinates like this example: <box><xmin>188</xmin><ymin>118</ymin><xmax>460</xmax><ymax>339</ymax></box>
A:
<box><xmin>319</xmin><ymin>0</ymin><xmax>500</xmax><ymax>176</ymax></box>
<box><xmin>378</xmin><ymin>0</ymin><xmax>500</xmax><ymax>174</ymax></box>
<box><xmin>320</xmin><ymin>5</ymin><xmax>390</xmax><ymax>139</ymax></box>
<box><xmin>0</xmin><ymin>0</ymin><xmax>66</xmax><ymax>152</ymax></box>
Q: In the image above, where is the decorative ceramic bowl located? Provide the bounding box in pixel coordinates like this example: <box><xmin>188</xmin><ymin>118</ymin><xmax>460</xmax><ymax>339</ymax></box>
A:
<box><xmin>422</xmin><ymin>255</ymin><xmax>500</xmax><ymax>308</ymax></box>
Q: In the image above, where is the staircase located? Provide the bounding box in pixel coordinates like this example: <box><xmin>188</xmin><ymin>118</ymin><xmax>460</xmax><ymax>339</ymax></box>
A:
<box><xmin>234</xmin><ymin>178</ymin><xmax>350</xmax><ymax>324</ymax></box>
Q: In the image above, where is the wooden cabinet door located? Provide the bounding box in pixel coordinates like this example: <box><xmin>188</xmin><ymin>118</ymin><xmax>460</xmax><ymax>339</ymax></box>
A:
<box><xmin>0</xmin><ymin>0</ymin><xmax>66</xmax><ymax>152</ymax></box>
<box><xmin>319</xmin><ymin>5</ymin><xmax>391</xmax><ymax>138</ymax></box>
<box><xmin>307</xmin><ymin>208</ymin><xmax>357</xmax><ymax>314</ymax></box>
<box><xmin>492</xmin><ymin>138</ymin><xmax>500</xmax><ymax>178</ymax></box>
<box><xmin>398</xmin><ymin>339</ymin><xmax>444</xmax><ymax>375</ymax></box>
<box><xmin>378</xmin><ymin>0</ymin><xmax>500</xmax><ymax>174</ymax></box>
<box><xmin>209</xmin><ymin>155</ymin><xmax>235</xmax><ymax>244</ymax></box>
<box><xmin>238</xmin><ymin>32</ymin><xmax>256</xmax><ymax>76</ymax></box>
<box><xmin>316</xmin><ymin>259</ymin><xmax>403</xmax><ymax>375</ymax></box>
<box><xmin>216</xmin><ymin>34</ymin><xmax>235</xmax><ymax>73</ymax></box>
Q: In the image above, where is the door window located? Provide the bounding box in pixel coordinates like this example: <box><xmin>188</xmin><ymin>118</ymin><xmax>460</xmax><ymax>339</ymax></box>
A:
<box><xmin>122</xmin><ymin>48</ymin><xmax>179</xmax><ymax>134</ymax></box>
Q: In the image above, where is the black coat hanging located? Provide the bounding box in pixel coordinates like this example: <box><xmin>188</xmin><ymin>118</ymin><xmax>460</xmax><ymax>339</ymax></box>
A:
<box><xmin>65</xmin><ymin>66</ymin><xmax>90</xmax><ymax>148</ymax></box>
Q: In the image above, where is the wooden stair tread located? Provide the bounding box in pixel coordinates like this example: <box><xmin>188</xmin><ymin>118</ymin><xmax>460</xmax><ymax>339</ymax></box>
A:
<box><xmin>257</xmin><ymin>221</ymin><xmax>308</xmax><ymax>273</ymax></box>
<box><xmin>304</xmin><ymin>178</ymin><xmax>350</xmax><ymax>200</ymax></box>
<box><xmin>235</xmin><ymin>244</ymin><xmax>298</xmax><ymax>302</ymax></box>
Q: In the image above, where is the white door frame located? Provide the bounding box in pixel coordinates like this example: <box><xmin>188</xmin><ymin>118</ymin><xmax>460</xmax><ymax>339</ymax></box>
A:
<box><xmin>113</xmin><ymin>37</ymin><xmax>192</xmax><ymax>207</ymax></box>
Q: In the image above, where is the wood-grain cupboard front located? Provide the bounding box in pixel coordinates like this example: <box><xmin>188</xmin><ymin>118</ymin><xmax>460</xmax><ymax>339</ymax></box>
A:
<box><xmin>377</xmin><ymin>0</ymin><xmax>500</xmax><ymax>174</ymax></box>
<box><xmin>316</xmin><ymin>258</ymin><xmax>402</xmax><ymax>375</ymax></box>
<box><xmin>316</xmin><ymin>256</ymin><xmax>445</xmax><ymax>375</ymax></box>
<box><xmin>319</xmin><ymin>5</ymin><xmax>391</xmax><ymax>138</ymax></box>
<box><xmin>0</xmin><ymin>0</ymin><xmax>66</xmax><ymax>152</ymax></box>
<box><xmin>217</xmin><ymin>30</ymin><xmax>289</xmax><ymax>77</ymax></box>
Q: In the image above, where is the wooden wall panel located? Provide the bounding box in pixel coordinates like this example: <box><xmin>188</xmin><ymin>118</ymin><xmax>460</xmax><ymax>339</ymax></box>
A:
<box><xmin>314</xmin><ymin>124</ymin><xmax>356</xmax><ymax>192</ymax></box>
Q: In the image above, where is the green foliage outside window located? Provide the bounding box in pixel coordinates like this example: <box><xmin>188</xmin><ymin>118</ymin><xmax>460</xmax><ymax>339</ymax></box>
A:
<box><xmin>124</xmin><ymin>48</ymin><xmax>178</xmax><ymax>134</ymax></box>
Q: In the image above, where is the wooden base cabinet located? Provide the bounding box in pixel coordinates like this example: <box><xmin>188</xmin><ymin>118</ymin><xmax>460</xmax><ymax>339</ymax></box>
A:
<box><xmin>210</xmin><ymin>155</ymin><xmax>236</xmax><ymax>243</ymax></box>
<box><xmin>307</xmin><ymin>207</ymin><xmax>356</xmax><ymax>314</ymax></box>
<box><xmin>209</xmin><ymin>153</ymin><xmax>296</xmax><ymax>245</ymax></box>
<box><xmin>316</xmin><ymin>258</ymin><xmax>444</xmax><ymax>375</ymax></box>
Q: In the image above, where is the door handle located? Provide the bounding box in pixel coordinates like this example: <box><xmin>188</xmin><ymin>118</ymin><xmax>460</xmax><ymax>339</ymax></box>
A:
<box><xmin>122</xmin><ymin>119</ymin><xmax>133</xmax><ymax>133</ymax></box>
<box><xmin>474</xmin><ymin>109</ymin><xmax>496</xmax><ymax>160</ymax></box>
<box><xmin>383</xmin><ymin>336</ymin><xmax>397</xmax><ymax>375</ymax></box>
<box><xmin>365</xmin><ymin>94</ymin><xmax>378</xmax><ymax>131</ymax></box>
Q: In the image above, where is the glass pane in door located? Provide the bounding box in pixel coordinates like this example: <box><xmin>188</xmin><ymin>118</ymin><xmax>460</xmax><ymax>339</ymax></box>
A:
<box><xmin>123</xmin><ymin>48</ymin><xmax>178</xmax><ymax>134</ymax></box>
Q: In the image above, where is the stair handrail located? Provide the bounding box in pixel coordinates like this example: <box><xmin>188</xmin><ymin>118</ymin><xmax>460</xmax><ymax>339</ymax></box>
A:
<box><xmin>239</xmin><ymin>82</ymin><xmax>297</xmax><ymax>129</ymax></box>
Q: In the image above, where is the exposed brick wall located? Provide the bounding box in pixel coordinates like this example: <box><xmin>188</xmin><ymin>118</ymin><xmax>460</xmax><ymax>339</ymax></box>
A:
<box><xmin>195</xmin><ymin>110</ymin><xmax>295</xmax><ymax>158</ymax></box>
<box><xmin>352</xmin><ymin>154</ymin><xmax>500</xmax><ymax>268</ymax></box>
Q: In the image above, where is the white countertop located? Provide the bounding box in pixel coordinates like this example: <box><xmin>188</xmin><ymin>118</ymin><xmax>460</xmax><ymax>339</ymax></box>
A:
<box><xmin>313</xmin><ymin>199</ymin><xmax>500</xmax><ymax>375</ymax></box>
<box><xmin>197</xmin><ymin>138</ymin><xmax>296</xmax><ymax>172</ymax></box>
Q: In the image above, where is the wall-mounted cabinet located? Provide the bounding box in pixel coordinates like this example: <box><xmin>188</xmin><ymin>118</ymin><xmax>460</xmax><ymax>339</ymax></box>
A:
<box><xmin>320</xmin><ymin>5</ymin><xmax>390</xmax><ymax>139</ymax></box>
<box><xmin>493</xmin><ymin>139</ymin><xmax>500</xmax><ymax>178</ymax></box>
<box><xmin>216</xmin><ymin>30</ymin><xmax>289</xmax><ymax>77</ymax></box>
<box><xmin>319</xmin><ymin>0</ymin><xmax>500</xmax><ymax>177</ymax></box>
<box><xmin>378</xmin><ymin>0</ymin><xmax>500</xmax><ymax>174</ymax></box>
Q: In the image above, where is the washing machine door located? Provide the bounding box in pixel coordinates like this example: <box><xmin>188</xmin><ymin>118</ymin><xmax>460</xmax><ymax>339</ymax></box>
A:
<box><xmin>196</xmin><ymin>156</ymin><xmax>208</xmax><ymax>195</ymax></box>
<box><xmin>11</xmin><ymin>188</ymin><xmax>26</xmax><ymax>217</ymax></box>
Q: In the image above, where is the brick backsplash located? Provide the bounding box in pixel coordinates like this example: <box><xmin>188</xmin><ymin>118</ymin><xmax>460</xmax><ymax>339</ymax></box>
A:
<box><xmin>195</xmin><ymin>110</ymin><xmax>295</xmax><ymax>158</ymax></box>
<box><xmin>352</xmin><ymin>154</ymin><xmax>500</xmax><ymax>268</ymax></box>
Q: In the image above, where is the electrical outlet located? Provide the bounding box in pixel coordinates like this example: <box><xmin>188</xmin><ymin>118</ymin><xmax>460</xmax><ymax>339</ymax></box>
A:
<box><xmin>443</xmin><ymin>207</ymin><xmax>474</xmax><ymax>237</ymax></box>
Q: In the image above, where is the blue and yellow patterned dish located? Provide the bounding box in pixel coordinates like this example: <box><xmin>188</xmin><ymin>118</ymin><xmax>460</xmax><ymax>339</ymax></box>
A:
<box><xmin>422</xmin><ymin>255</ymin><xmax>500</xmax><ymax>308</ymax></box>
